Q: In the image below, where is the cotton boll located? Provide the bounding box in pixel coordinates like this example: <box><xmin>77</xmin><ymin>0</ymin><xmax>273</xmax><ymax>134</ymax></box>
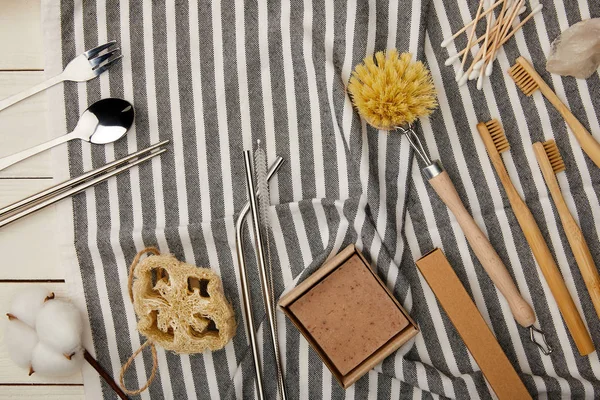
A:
<box><xmin>31</xmin><ymin>342</ymin><xmax>83</xmax><ymax>377</ymax></box>
<box><xmin>9</xmin><ymin>286</ymin><xmax>53</xmax><ymax>327</ymax></box>
<box><xmin>4</xmin><ymin>318</ymin><xmax>38</xmax><ymax>368</ymax></box>
<box><xmin>35</xmin><ymin>299</ymin><xmax>82</xmax><ymax>355</ymax></box>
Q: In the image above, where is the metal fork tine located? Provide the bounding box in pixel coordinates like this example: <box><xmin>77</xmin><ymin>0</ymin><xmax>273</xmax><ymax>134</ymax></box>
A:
<box><xmin>90</xmin><ymin>49</ymin><xmax>120</xmax><ymax>68</ymax></box>
<box><xmin>93</xmin><ymin>54</ymin><xmax>123</xmax><ymax>76</ymax></box>
<box><xmin>84</xmin><ymin>40</ymin><xmax>117</xmax><ymax>59</ymax></box>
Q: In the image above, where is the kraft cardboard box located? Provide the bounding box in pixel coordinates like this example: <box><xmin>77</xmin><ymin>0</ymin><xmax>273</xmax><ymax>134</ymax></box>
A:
<box><xmin>278</xmin><ymin>244</ymin><xmax>418</xmax><ymax>389</ymax></box>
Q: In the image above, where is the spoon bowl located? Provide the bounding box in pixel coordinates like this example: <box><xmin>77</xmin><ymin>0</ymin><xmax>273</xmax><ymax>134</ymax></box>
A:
<box><xmin>0</xmin><ymin>98</ymin><xmax>135</xmax><ymax>171</ymax></box>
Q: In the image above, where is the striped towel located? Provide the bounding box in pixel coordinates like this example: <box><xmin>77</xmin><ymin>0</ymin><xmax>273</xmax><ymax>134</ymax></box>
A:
<box><xmin>41</xmin><ymin>0</ymin><xmax>600</xmax><ymax>398</ymax></box>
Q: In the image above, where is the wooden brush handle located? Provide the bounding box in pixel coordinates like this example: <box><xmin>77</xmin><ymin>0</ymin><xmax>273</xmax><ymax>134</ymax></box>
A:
<box><xmin>517</xmin><ymin>57</ymin><xmax>600</xmax><ymax>168</ymax></box>
<box><xmin>534</xmin><ymin>143</ymin><xmax>600</xmax><ymax>322</ymax></box>
<box><xmin>428</xmin><ymin>170</ymin><xmax>536</xmax><ymax>327</ymax></box>
<box><xmin>480</xmin><ymin>131</ymin><xmax>594</xmax><ymax>354</ymax></box>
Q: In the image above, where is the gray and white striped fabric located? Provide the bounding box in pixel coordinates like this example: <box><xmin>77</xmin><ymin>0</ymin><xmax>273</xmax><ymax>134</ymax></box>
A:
<box><xmin>41</xmin><ymin>0</ymin><xmax>599</xmax><ymax>398</ymax></box>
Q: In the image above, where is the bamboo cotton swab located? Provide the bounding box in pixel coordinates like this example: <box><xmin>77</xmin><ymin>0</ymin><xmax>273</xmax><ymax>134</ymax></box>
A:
<box><xmin>446</xmin><ymin>0</ymin><xmax>542</xmax><ymax>89</ymax></box>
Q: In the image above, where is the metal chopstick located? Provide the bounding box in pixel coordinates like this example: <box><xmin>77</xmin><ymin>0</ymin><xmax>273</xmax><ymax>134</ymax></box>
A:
<box><xmin>0</xmin><ymin>140</ymin><xmax>169</xmax><ymax>218</ymax></box>
<box><xmin>243</xmin><ymin>151</ymin><xmax>288</xmax><ymax>400</ymax></box>
<box><xmin>235</xmin><ymin>156</ymin><xmax>283</xmax><ymax>400</ymax></box>
<box><xmin>0</xmin><ymin>148</ymin><xmax>167</xmax><ymax>228</ymax></box>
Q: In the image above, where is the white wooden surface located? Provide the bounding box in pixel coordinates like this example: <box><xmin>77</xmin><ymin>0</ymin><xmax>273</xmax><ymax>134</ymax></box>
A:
<box><xmin>0</xmin><ymin>1</ymin><xmax>84</xmax><ymax>398</ymax></box>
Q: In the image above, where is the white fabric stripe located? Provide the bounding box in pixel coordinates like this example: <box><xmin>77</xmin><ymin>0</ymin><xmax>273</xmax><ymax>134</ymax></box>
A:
<box><xmin>340</xmin><ymin>0</ymin><xmax>358</xmax><ymax>148</ymax></box>
<box><xmin>302</xmin><ymin>0</ymin><xmax>325</xmax><ymax>198</ymax></box>
<box><xmin>234</xmin><ymin>0</ymin><xmax>252</xmax><ymax>153</ymax></box>
<box><xmin>323</xmin><ymin>0</ymin><xmax>349</xmax><ymax>200</ymax></box>
<box><xmin>409</xmin><ymin>0</ymin><xmax>421</xmax><ymax>54</ymax></box>
<box><xmin>299</xmin><ymin>337</ymin><xmax>309</xmax><ymax>400</ymax></box>
<box><xmin>257</xmin><ymin>0</ymin><xmax>279</xmax><ymax>204</ymax></box>
<box><xmin>355</xmin><ymin>0</ymin><xmax>377</xmax><ymax>252</ymax></box>
<box><xmin>280</xmin><ymin>0</ymin><xmax>303</xmax><ymax>201</ymax></box>
<box><xmin>141</xmin><ymin>0</ymin><xmax>166</xmax><ymax>230</ymax></box>
<box><xmin>204</xmin><ymin>225</ymin><xmax>239</xmax><ymax>383</ymax></box>
<box><xmin>368</xmin><ymin>370</ymin><xmax>378</xmax><ymax>399</ymax></box>
<box><xmin>386</xmin><ymin>0</ymin><xmax>399</xmax><ymax>49</ymax></box>
<box><xmin>154</xmin><ymin>233</ymin><xmax>175</xmax><ymax>399</ymax></box>
<box><xmin>188</xmin><ymin>0</ymin><xmax>211</xmax><ymax>220</ymax></box>
<box><xmin>165</xmin><ymin>0</ymin><xmax>189</xmax><ymax>225</ymax></box>
<box><xmin>178</xmin><ymin>226</ymin><xmax>200</xmax><ymax>399</ymax></box>
<box><xmin>212</xmin><ymin>0</ymin><xmax>234</xmax><ymax>217</ymax></box>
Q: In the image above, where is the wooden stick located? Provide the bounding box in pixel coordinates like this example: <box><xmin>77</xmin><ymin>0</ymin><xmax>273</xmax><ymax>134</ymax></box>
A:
<box><xmin>84</xmin><ymin>349</ymin><xmax>129</xmax><ymax>399</ymax></box>
<box><xmin>483</xmin><ymin>0</ymin><xmax>509</xmax><ymax>76</ymax></box>
<box><xmin>445</xmin><ymin>5</ymin><xmax>526</xmax><ymax>66</ymax></box>
<box><xmin>441</xmin><ymin>0</ymin><xmax>506</xmax><ymax>47</ymax></box>
<box><xmin>462</xmin><ymin>4</ymin><xmax>541</xmax><ymax>76</ymax></box>
<box><xmin>477</xmin><ymin>0</ymin><xmax>495</xmax><ymax>89</ymax></box>
<box><xmin>458</xmin><ymin>0</ymin><xmax>486</xmax><ymax>80</ymax></box>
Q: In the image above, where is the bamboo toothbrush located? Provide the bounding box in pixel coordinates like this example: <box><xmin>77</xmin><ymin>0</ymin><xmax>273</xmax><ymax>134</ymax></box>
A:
<box><xmin>509</xmin><ymin>57</ymin><xmax>600</xmax><ymax>168</ymax></box>
<box><xmin>348</xmin><ymin>50</ymin><xmax>553</xmax><ymax>352</ymax></box>
<box><xmin>534</xmin><ymin>139</ymin><xmax>600</xmax><ymax>321</ymax></box>
<box><xmin>478</xmin><ymin>120</ymin><xmax>593</xmax><ymax>355</ymax></box>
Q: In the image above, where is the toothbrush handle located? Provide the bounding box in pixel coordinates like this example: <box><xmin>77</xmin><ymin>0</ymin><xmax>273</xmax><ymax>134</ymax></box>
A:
<box><xmin>517</xmin><ymin>57</ymin><xmax>600</xmax><ymax>168</ymax></box>
<box><xmin>428</xmin><ymin>170</ymin><xmax>536</xmax><ymax>327</ymax></box>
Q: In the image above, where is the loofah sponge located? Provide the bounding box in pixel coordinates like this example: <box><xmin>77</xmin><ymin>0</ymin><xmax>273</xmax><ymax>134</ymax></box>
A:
<box><xmin>130</xmin><ymin>250</ymin><xmax>236</xmax><ymax>354</ymax></box>
<box><xmin>348</xmin><ymin>49</ymin><xmax>437</xmax><ymax>130</ymax></box>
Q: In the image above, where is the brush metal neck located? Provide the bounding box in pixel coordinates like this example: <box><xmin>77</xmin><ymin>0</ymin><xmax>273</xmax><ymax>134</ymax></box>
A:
<box><xmin>422</xmin><ymin>160</ymin><xmax>444</xmax><ymax>179</ymax></box>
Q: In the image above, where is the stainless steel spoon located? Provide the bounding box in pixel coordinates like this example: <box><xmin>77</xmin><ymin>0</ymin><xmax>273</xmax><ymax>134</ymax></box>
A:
<box><xmin>0</xmin><ymin>98</ymin><xmax>134</xmax><ymax>171</ymax></box>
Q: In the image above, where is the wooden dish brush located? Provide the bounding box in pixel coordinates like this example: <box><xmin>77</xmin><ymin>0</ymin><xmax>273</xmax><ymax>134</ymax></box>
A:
<box><xmin>348</xmin><ymin>49</ymin><xmax>551</xmax><ymax>353</ymax></box>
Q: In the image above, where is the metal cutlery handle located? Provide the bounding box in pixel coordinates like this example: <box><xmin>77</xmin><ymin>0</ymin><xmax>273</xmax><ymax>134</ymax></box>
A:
<box><xmin>0</xmin><ymin>74</ymin><xmax>63</xmax><ymax>112</ymax></box>
<box><xmin>0</xmin><ymin>148</ymin><xmax>166</xmax><ymax>228</ymax></box>
<box><xmin>0</xmin><ymin>130</ymin><xmax>79</xmax><ymax>172</ymax></box>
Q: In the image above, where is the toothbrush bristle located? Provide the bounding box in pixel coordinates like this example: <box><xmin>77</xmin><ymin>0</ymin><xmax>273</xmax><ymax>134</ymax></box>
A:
<box><xmin>543</xmin><ymin>140</ymin><xmax>565</xmax><ymax>173</ymax></box>
<box><xmin>485</xmin><ymin>119</ymin><xmax>510</xmax><ymax>153</ymax></box>
<box><xmin>508</xmin><ymin>61</ymin><xmax>539</xmax><ymax>96</ymax></box>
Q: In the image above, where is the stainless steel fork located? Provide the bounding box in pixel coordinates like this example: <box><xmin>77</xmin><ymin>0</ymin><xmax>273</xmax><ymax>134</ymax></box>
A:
<box><xmin>0</xmin><ymin>41</ymin><xmax>122</xmax><ymax>112</ymax></box>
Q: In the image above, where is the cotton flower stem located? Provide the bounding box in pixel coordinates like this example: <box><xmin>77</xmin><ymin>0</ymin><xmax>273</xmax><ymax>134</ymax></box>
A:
<box><xmin>84</xmin><ymin>349</ymin><xmax>129</xmax><ymax>400</ymax></box>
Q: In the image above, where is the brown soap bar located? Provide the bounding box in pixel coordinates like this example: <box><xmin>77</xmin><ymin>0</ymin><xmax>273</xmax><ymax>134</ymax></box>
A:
<box><xmin>289</xmin><ymin>254</ymin><xmax>409</xmax><ymax>376</ymax></box>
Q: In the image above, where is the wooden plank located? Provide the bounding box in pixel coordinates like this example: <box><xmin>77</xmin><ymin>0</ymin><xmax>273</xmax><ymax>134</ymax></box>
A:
<box><xmin>0</xmin><ymin>179</ymin><xmax>62</xmax><ymax>280</ymax></box>
<box><xmin>0</xmin><ymin>385</ymin><xmax>84</xmax><ymax>400</ymax></box>
<box><xmin>0</xmin><ymin>72</ymin><xmax>52</xmax><ymax>178</ymax></box>
<box><xmin>0</xmin><ymin>283</ymin><xmax>82</xmax><ymax>384</ymax></box>
<box><xmin>0</xmin><ymin>0</ymin><xmax>44</xmax><ymax>70</ymax></box>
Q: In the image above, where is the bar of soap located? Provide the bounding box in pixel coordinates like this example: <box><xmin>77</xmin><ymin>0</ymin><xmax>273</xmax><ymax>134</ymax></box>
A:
<box><xmin>289</xmin><ymin>255</ymin><xmax>408</xmax><ymax>376</ymax></box>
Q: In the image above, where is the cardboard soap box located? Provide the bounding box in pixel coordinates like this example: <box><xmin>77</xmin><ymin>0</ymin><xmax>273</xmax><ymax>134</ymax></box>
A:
<box><xmin>278</xmin><ymin>244</ymin><xmax>418</xmax><ymax>389</ymax></box>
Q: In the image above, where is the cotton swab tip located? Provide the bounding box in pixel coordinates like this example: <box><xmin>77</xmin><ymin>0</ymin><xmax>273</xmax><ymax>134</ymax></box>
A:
<box><xmin>532</xmin><ymin>4</ymin><xmax>543</xmax><ymax>13</ymax></box>
<box><xmin>485</xmin><ymin>61</ymin><xmax>494</xmax><ymax>76</ymax></box>
<box><xmin>445</xmin><ymin>54</ymin><xmax>460</xmax><ymax>66</ymax></box>
<box><xmin>455</xmin><ymin>71</ymin><xmax>463</xmax><ymax>82</ymax></box>
<box><xmin>458</xmin><ymin>73</ymin><xmax>470</xmax><ymax>86</ymax></box>
<box><xmin>473</xmin><ymin>60</ymin><xmax>484</xmax><ymax>71</ymax></box>
<box><xmin>441</xmin><ymin>37</ymin><xmax>452</xmax><ymax>48</ymax></box>
<box><xmin>477</xmin><ymin>75</ymin><xmax>484</xmax><ymax>90</ymax></box>
<box><xmin>518</xmin><ymin>6</ymin><xmax>526</xmax><ymax>14</ymax></box>
<box><xmin>469</xmin><ymin>69</ymin><xmax>479</xmax><ymax>80</ymax></box>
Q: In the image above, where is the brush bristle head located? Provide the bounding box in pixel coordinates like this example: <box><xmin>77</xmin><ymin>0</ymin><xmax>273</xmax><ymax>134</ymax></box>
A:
<box><xmin>543</xmin><ymin>140</ymin><xmax>565</xmax><ymax>173</ymax></box>
<box><xmin>348</xmin><ymin>49</ymin><xmax>438</xmax><ymax>130</ymax></box>
<box><xmin>484</xmin><ymin>119</ymin><xmax>510</xmax><ymax>153</ymax></box>
<box><xmin>508</xmin><ymin>60</ymin><xmax>539</xmax><ymax>96</ymax></box>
